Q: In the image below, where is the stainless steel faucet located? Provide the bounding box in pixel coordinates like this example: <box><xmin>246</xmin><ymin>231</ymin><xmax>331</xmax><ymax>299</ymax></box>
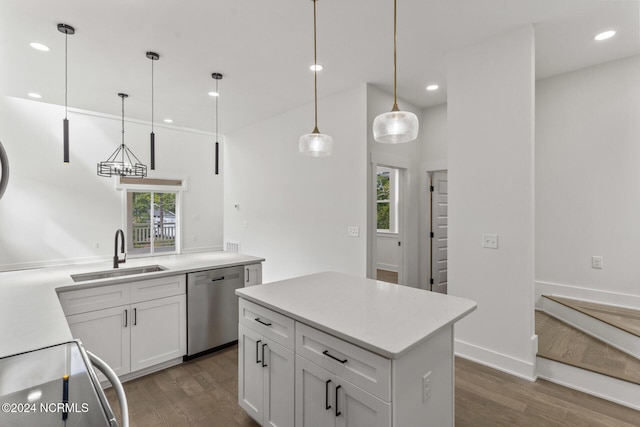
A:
<box><xmin>113</xmin><ymin>229</ymin><xmax>126</xmax><ymax>268</ymax></box>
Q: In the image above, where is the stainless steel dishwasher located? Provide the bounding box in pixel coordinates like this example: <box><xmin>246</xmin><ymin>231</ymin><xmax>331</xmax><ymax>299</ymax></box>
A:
<box><xmin>186</xmin><ymin>265</ymin><xmax>244</xmax><ymax>357</ymax></box>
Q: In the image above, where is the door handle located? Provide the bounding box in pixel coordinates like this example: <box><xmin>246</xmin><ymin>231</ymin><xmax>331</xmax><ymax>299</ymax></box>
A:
<box><xmin>123</xmin><ymin>309</ymin><xmax>128</xmax><ymax>327</ymax></box>
<box><xmin>261</xmin><ymin>343</ymin><xmax>268</xmax><ymax>368</ymax></box>
<box><xmin>335</xmin><ymin>385</ymin><xmax>342</xmax><ymax>417</ymax></box>
<box><xmin>325</xmin><ymin>380</ymin><xmax>332</xmax><ymax>410</ymax></box>
<box><xmin>133</xmin><ymin>308</ymin><xmax>137</xmax><ymax>326</ymax></box>
<box><xmin>256</xmin><ymin>340</ymin><xmax>262</xmax><ymax>364</ymax></box>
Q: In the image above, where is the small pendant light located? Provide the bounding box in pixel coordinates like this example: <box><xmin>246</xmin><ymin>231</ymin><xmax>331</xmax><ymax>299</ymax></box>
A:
<box><xmin>97</xmin><ymin>93</ymin><xmax>147</xmax><ymax>178</ymax></box>
<box><xmin>57</xmin><ymin>23</ymin><xmax>75</xmax><ymax>162</ymax></box>
<box><xmin>299</xmin><ymin>0</ymin><xmax>333</xmax><ymax>157</ymax></box>
<box><xmin>146</xmin><ymin>51</ymin><xmax>160</xmax><ymax>170</ymax></box>
<box><xmin>372</xmin><ymin>0</ymin><xmax>419</xmax><ymax>144</ymax></box>
<box><xmin>212</xmin><ymin>72</ymin><xmax>222</xmax><ymax>174</ymax></box>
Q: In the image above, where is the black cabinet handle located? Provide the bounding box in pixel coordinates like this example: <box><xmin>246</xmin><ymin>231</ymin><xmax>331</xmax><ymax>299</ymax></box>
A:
<box><xmin>335</xmin><ymin>385</ymin><xmax>342</xmax><ymax>417</ymax></box>
<box><xmin>246</xmin><ymin>268</ymin><xmax>250</xmax><ymax>283</ymax></box>
<box><xmin>325</xmin><ymin>380</ymin><xmax>332</xmax><ymax>410</ymax></box>
<box><xmin>256</xmin><ymin>340</ymin><xmax>262</xmax><ymax>364</ymax></box>
<box><xmin>211</xmin><ymin>276</ymin><xmax>225</xmax><ymax>282</ymax></box>
<box><xmin>133</xmin><ymin>308</ymin><xmax>137</xmax><ymax>326</ymax></box>
<box><xmin>323</xmin><ymin>350</ymin><xmax>347</xmax><ymax>364</ymax></box>
<box><xmin>124</xmin><ymin>309</ymin><xmax>128</xmax><ymax>327</ymax></box>
<box><xmin>261</xmin><ymin>343</ymin><xmax>268</xmax><ymax>367</ymax></box>
<box><xmin>255</xmin><ymin>318</ymin><xmax>272</xmax><ymax>326</ymax></box>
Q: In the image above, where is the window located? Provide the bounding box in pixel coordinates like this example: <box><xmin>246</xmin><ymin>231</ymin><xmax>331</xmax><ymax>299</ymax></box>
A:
<box><xmin>126</xmin><ymin>191</ymin><xmax>177</xmax><ymax>255</ymax></box>
<box><xmin>377</xmin><ymin>166</ymin><xmax>398</xmax><ymax>232</ymax></box>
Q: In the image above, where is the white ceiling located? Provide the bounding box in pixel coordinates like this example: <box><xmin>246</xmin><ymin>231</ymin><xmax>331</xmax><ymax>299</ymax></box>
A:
<box><xmin>1</xmin><ymin>0</ymin><xmax>638</xmax><ymax>134</ymax></box>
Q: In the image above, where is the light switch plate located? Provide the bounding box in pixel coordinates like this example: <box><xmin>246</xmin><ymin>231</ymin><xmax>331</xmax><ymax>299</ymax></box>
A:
<box><xmin>348</xmin><ymin>226</ymin><xmax>360</xmax><ymax>237</ymax></box>
<box><xmin>592</xmin><ymin>256</ymin><xmax>603</xmax><ymax>269</ymax></box>
<box><xmin>482</xmin><ymin>234</ymin><xmax>498</xmax><ymax>249</ymax></box>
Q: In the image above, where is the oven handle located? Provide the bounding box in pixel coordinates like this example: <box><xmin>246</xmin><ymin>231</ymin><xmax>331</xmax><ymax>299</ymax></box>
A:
<box><xmin>87</xmin><ymin>350</ymin><xmax>129</xmax><ymax>427</ymax></box>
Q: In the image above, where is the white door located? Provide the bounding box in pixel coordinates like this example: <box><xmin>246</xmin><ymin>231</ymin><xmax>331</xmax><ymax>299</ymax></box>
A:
<box><xmin>238</xmin><ymin>324</ymin><xmax>264</xmax><ymax>423</ymax></box>
<box><xmin>66</xmin><ymin>305</ymin><xmax>131</xmax><ymax>379</ymax></box>
<box><xmin>130</xmin><ymin>295</ymin><xmax>186</xmax><ymax>371</ymax></box>
<box><xmin>430</xmin><ymin>171</ymin><xmax>448</xmax><ymax>293</ymax></box>
<box><xmin>295</xmin><ymin>355</ymin><xmax>336</xmax><ymax>427</ymax></box>
<box><xmin>374</xmin><ymin>165</ymin><xmax>405</xmax><ymax>285</ymax></box>
<box><xmin>263</xmin><ymin>338</ymin><xmax>295</xmax><ymax>427</ymax></box>
<box><xmin>335</xmin><ymin>378</ymin><xmax>390</xmax><ymax>427</ymax></box>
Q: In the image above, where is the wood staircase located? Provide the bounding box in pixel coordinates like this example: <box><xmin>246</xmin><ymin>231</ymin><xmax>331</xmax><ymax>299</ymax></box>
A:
<box><xmin>535</xmin><ymin>295</ymin><xmax>640</xmax><ymax>410</ymax></box>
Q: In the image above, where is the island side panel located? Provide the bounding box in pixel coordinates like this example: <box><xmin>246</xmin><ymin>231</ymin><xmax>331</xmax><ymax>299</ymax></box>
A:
<box><xmin>391</xmin><ymin>325</ymin><xmax>454</xmax><ymax>427</ymax></box>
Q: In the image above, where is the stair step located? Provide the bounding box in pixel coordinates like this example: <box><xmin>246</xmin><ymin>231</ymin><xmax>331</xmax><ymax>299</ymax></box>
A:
<box><xmin>535</xmin><ymin>310</ymin><xmax>640</xmax><ymax>385</ymax></box>
<box><xmin>544</xmin><ymin>295</ymin><xmax>640</xmax><ymax>337</ymax></box>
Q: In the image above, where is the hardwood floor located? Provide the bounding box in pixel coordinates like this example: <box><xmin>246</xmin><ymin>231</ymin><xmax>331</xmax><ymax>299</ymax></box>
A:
<box><xmin>376</xmin><ymin>269</ymin><xmax>398</xmax><ymax>284</ymax></box>
<box><xmin>536</xmin><ymin>310</ymin><xmax>640</xmax><ymax>384</ymax></box>
<box><xmin>105</xmin><ymin>345</ymin><xmax>639</xmax><ymax>427</ymax></box>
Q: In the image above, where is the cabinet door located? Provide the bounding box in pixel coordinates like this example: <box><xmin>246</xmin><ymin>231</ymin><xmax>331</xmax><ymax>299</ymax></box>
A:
<box><xmin>130</xmin><ymin>295</ymin><xmax>186</xmax><ymax>372</ymax></box>
<box><xmin>245</xmin><ymin>264</ymin><xmax>262</xmax><ymax>287</ymax></box>
<box><xmin>335</xmin><ymin>379</ymin><xmax>390</xmax><ymax>427</ymax></box>
<box><xmin>66</xmin><ymin>305</ymin><xmax>131</xmax><ymax>379</ymax></box>
<box><xmin>238</xmin><ymin>324</ymin><xmax>264</xmax><ymax>423</ymax></box>
<box><xmin>295</xmin><ymin>355</ymin><xmax>336</xmax><ymax>427</ymax></box>
<box><xmin>263</xmin><ymin>338</ymin><xmax>294</xmax><ymax>427</ymax></box>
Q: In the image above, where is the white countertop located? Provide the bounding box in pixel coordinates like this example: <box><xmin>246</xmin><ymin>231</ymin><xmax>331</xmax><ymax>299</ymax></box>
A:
<box><xmin>236</xmin><ymin>272</ymin><xmax>477</xmax><ymax>359</ymax></box>
<box><xmin>0</xmin><ymin>251</ymin><xmax>263</xmax><ymax>358</ymax></box>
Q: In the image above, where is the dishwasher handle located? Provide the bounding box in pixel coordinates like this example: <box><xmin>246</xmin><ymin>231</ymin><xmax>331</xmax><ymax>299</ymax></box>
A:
<box><xmin>211</xmin><ymin>276</ymin><xmax>226</xmax><ymax>282</ymax></box>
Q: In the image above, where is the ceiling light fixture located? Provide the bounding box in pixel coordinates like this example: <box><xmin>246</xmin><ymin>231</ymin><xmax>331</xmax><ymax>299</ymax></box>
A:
<box><xmin>30</xmin><ymin>42</ymin><xmax>49</xmax><ymax>51</ymax></box>
<box><xmin>310</xmin><ymin>64</ymin><xmax>323</xmax><ymax>71</ymax></box>
<box><xmin>208</xmin><ymin>91</ymin><xmax>220</xmax><ymax>97</ymax></box>
<box><xmin>594</xmin><ymin>30</ymin><xmax>616</xmax><ymax>41</ymax></box>
<box><xmin>212</xmin><ymin>72</ymin><xmax>223</xmax><ymax>175</ymax></box>
<box><xmin>164</xmin><ymin>118</ymin><xmax>173</xmax><ymax>124</ymax></box>
<box><xmin>299</xmin><ymin>0</ymin><xmax>333</xmax><ymax>157</ymax></box>
<box><xmin>58</xmin><ymin>23</ymin><xmax>75</xmax><ymax>163</ymax></box>
<box><xmin>426</xmin><ymin>84</ymin><xmax>439</xmax><ymax>91</ymax></box>
<box><xmin>97</xmin><ymin>93</ymin><xmax>147</xmax><ymax>178</ymax></box>
<box><xmin>146</xmin><ymin>51</ymin><xmax>160</xmax><ymax>170</ymax></box>
<box><xmin>28</xmin><ymin>92</ymin><xmax>42</xmax><ymax>98</ymax></box>
<box><xmin>373</xmin><ymin>0</ymin><xmax>419</xmax><ymax>144</ymax></box>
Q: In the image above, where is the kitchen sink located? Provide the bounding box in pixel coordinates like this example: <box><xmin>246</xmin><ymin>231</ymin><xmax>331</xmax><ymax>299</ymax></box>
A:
<box><xmin>71</xmin><ymin>265</ymin><xmax>168</xmax><ymax>282</ymax></box>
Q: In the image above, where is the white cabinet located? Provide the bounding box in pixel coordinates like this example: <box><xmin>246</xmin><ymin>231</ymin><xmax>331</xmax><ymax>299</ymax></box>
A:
<box><xmin>244</xmin><ymin>263</ymin><xmax>262</xmax><ymax>287</ymax></box>
<box><xmin>61</xmin><ymin>275</ymin><xmax>186</xmax><ymax>379</ymax></box>
<box><xmin>238</xmin><ymin>310</ymin><xmax>295</xmax><ymax>427</ymax></box>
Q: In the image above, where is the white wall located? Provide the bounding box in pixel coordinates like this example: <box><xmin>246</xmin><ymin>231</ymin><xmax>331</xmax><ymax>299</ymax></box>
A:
<box><xmin>447</xmin><ymin>26</ymin><xmax>536</xmax><ymax>379</ymax></box>
<box><xmin>224</xmin><ymin>86</ymin><xmax>368</xmax><ymax>283</ymax></box>
<box><xmin>536</xmin><ymin>55</ymin><xmax>640</xmax><ymax>303</ymax></box>
<box><xmin>0</xmin><ymin>96</ymin><xmax>223</xmax><ymax>270</ymax></box>
<box><xmin>366</xmin><ymin>85</ymin><xmax>423</xmax><ymax>287</ymax></box>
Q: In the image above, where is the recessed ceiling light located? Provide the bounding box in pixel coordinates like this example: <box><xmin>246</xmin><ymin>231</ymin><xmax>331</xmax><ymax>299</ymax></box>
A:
<box><xmin>208</xmin><ymin>91</ymin><xmax>220</xmax><ymax>97</ymax></box>
<box><xmin>310</xmin><ymin>64</ymin><xmax>323</xmax><ymax>71</ymax></box>
<box><xmin>426</xmin><ymin>84</ymin><xmax>439</xmax><ymax>91</ymax></box>
<box><xmin>594</xmin><ymin>30</ymin><xmax>616</xmax><ymax>41</ymax></box>
<box><xmin>163</xmin><ymin>118</ymin><xmax>173</xmax><ymax>123</ymax></box>
<box><xmin>28</xmin><ymin>92</ymin><xmax>42</xmax><ymax>98</ymax></box>
<box><xmin>30</xmin><ymin>42</ymin><xmax>50</xmax><ymax>51</ymax></box>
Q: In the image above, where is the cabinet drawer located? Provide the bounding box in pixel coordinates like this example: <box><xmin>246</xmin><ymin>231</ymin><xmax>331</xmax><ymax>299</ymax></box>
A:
<box><xmin>130</xmin><ymin>275</ymin><xmax>186</xmax><ymax>303</ymax></box>
<box><xmin>59</xmin><ymin>284</ymin><xmax>130</xmax><ymax>316</ymax></box>
<box><xmin>239</xmin><ymin>299</ymin><xmax>294</xmax><ymax>351</ymax></box>
<box><xmin>296</xmin><ymin>322</ymin><xmax>391</xmax><ymax>401</ymax></box>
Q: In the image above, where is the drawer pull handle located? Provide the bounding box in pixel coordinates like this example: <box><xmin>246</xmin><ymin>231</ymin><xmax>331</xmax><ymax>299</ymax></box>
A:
<box><xmin>255</xmin><ymin>318</ymin><xmax>272</xmax><ymax>326</ymax></box>
<box><xmin>261</xmin><ymin>343</ymin><xmax>268</xmax><ymax>367</ymax></box>
<box><xmin>325</xmin><ymin>380</ymin><xmax>332</xmax><ymax>410</ymax></box>
<box><xmin>256</xmin><ymin>340</ymin><xmax>262</xmax><ymax>364</ymax></box>
<box><xmin>335</xmin><ymin>384</ymin><xmax>342</xmax><ymax>417</ymax></box>
<box><xmin>323</xmin><ymin>350</ymin><xmax>347</xmax><ymax>364</ymax></box>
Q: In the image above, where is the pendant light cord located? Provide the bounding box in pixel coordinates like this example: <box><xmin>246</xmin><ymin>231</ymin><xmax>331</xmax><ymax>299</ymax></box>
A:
<box><xmin>151</xmin><ymin>58</ymin><xmax>154</xmax><ymax>133</ymax></box>
<box><xmin>65</xmin><ymin>31</ymin><xmax>68</xmax><ymax>119</ymax></box>
<box><xmin>313</xmin><ymin>0</ymin><xmax>319</xmax><ymax>132</ymax></box>
<box><xmin>215</xmin><ymin>77</ymin><xmax>219</xmax><ymax>142</ymax></box>
<box><xmin>392</xmin><ymin>0</ymin><xmax>398</xmax><ymax>111</ymax></box>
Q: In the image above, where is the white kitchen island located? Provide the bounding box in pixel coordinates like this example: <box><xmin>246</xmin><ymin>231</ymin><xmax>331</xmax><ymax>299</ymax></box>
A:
<box><xmin>235</xmin><ymin>272</ymin><xmax>477</xmax><ymax>427</ymax></box>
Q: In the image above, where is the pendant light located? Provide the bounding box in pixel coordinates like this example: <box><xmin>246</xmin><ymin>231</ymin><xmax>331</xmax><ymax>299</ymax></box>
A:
<box><xmin>97</xmin><ymin>94</ymin><xmax>147</xmax><ymax>178</ymax></box>
<box><xmin>212</xmin><ymin>72</ymin><xmax>222</xmax><ymax>174</ymax></box>
<box><xmin>146</xmin><ymin>51</ymin><xmax>160</xmax><ymax>170</ymax></box>
<box><xmin>299</xmin><ymin>0</ymin><xmax>333</xmax><ymax>157</ymax></box>
<box><xmin>57</xmin><ymin>23</ymin><xmax>75</xmax><ymax>162</ymax></box>
<box><xmin>372</xmin><ymin>0</ymin><xmax>419</xmax><ymax>144</ymax></box>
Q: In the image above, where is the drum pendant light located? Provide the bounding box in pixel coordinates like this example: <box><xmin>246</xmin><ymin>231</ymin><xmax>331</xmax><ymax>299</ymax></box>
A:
<box><xmin>299</xmin><ymin>0</ymin><xmax>333</xmax><ymax>157</ymax></box>
<box><xmin>97</xmin><ymin>94</ymin><xmax>147</xmax><ymax>178</ymax></box>
<box><xmin>57</xmin><ymin>23</ymin><xmax>75</xmax><ymax>162</ymax></box>
<box><xmin>212</xmin><ymin>72</ymin><xmax>223</xmax><ymax>174</ymax></box>
<box><xmin>372</xmin><ymin>0</ymin><xmax>419</xmax><ymax>144</ymax></box>
<box><xmin>146</xmin><ymin>51</ymin><xmax>160</xmax><ymax>170</ymax></box>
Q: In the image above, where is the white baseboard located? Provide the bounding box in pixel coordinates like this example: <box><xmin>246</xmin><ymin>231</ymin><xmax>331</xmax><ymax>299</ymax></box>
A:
<box><xmin>535</xmin><ymin>280</ymin><xmax>640</xmax><ymax>310</ymax></box>
<box><xmin>454</xmin><ymin>338</ymin><xmax>536</xmax><ymax>381</ymax></box>
<box><xmin>376</xmin><ymin>263</ymin><xmax>398</xmax><ymax>272</ymax></box>
<box><xmin>537</xmin><ymin>357</ymin><xmax>640</xmax><ymax>411</ymax></box>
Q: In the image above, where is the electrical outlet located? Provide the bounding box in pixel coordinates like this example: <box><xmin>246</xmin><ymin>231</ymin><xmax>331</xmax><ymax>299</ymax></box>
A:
<box><xmin>93</xmin><ymin>242</ymin><xmax>100</xmax><ymax>249</ymax></box>
<box><xmin>592</xmin><ymin>256</ymin><xmax>603</xmax><ymax>269</ymax></box>
<box><xmin>482</xmin><ymin>234</ymin><xmax>498</xmax><ymax>249</ymax></box>
<box><xmin>348</xmin><ymin>226</ymin><xmax>360</xmax><ymax>237</ymax></box>
<box><xmin>422</xmin><ymin>371</ymin><xmax>432</xmax><ymax>402</ymax></box>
